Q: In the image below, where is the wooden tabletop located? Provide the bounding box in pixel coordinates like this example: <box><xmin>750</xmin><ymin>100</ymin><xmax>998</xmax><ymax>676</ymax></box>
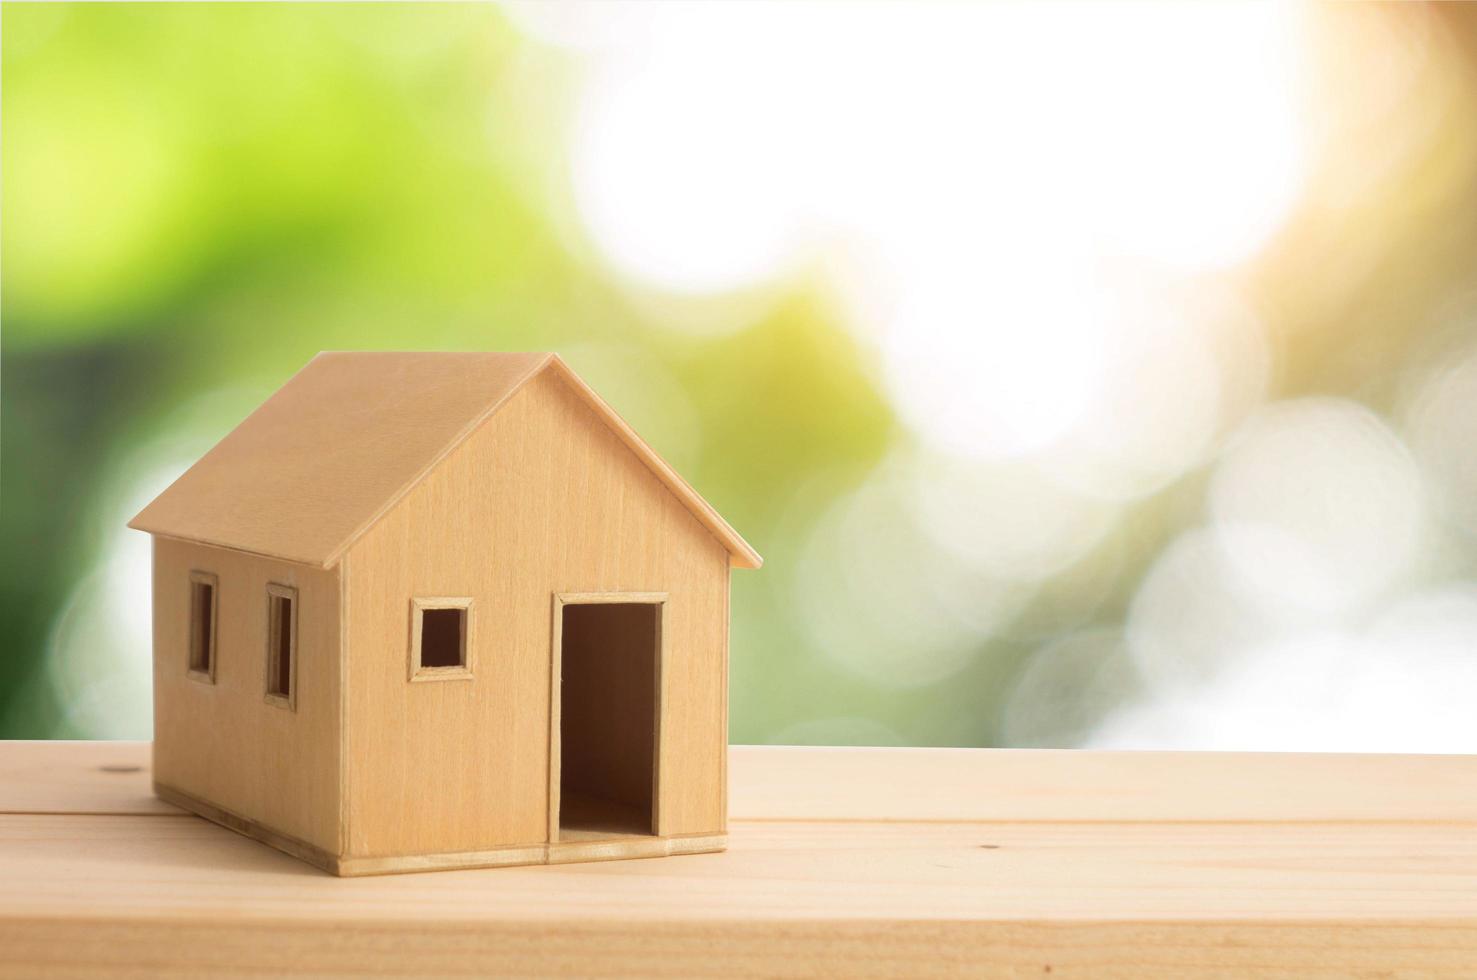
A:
<box><xmin>2</xmin><ymin>741</ymin><xmax>1475</xmax><ymax>978</ymax></box>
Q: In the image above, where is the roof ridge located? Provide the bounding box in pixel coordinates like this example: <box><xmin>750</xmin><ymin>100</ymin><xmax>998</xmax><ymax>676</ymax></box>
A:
<box><xmin>129</xmin><ymin>351</ymin><xmax>761</xmax><ymax>571</ymax></box>
<box><xmin>542</xmin><ymin>356</ymin><xmax>762</xmax><ymax>570</ymax></box>
<box><xmin>317</xmin><ymin>352</ymin><xmax>556</xmax><ymax>567</ymax></box>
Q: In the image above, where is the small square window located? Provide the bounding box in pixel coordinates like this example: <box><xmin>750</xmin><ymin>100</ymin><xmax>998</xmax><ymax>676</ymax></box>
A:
<box><xmin>187</xmin><ymin>571</ymin><xmax>218</xmax><ymax>683</ymax></box>
<box><xmin>409</xmin><ymin>597</ymin><xmax>473</xmax><ymax>682</ymax></box>
<box><xmin>265</xmin><ymin>584</ymin><xmax>297</xmax><ymax>709</ymax></box>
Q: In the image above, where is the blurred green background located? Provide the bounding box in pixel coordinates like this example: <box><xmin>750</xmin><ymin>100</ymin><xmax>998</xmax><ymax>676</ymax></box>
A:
<box><xmin>6</xmin><ymin>3</ymin><xmax>1477</xmax><ymax>749</ymax></box>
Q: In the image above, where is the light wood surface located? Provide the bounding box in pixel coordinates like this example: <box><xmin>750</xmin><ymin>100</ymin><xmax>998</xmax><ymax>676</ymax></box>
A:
<box><xmin>129</xmin><ymin>352</ymin><xmax>550</xmax><ymax>567</ymax></box>
<box><xmin>727</xmin><ymin>744</ymin><xmax>1477</xmax><ymax>822</ymax></box>
<box><xmin>152</xmin><ymin>540</ymin><xmax>343</xmax><ymax>854</ymax></box>
<box><xmin>2</xmin><ymin>742</ymin><xmax>1475</xmax><ymax>978</ymax></box>
<box><xmin>133</xmin><ymin>353</ymin><xmax>760</xmax><ymax>874</ymax></box>
<box><xmin>342</xmin><ymin>370</ymin><xmax>731</xmax><ymax>864</ymax></box>
<box><xmin>128</xmin><ymin>352</ymin><xmax>760</xmax><ymax>570</ymax></box>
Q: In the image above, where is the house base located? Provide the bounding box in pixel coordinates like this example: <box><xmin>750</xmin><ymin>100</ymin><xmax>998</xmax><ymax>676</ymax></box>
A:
<box><xmin>155</xmin><ymin>783</ymin><xmax>727</xmax><ymax>877</ymax></box>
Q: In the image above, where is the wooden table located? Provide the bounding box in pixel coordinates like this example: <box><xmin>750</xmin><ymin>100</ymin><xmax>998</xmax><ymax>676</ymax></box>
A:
<box><xmin>2</xmin><ymin>741</ymin><xmax>1475</xmax><ymax>977</ymax></box>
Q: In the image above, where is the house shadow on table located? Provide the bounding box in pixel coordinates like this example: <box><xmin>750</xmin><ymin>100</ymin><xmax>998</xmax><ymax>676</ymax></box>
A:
<box><xmin>84</xmin><ymin>810</ymin><xmax>333</xmax><ymax>879</ymax></box>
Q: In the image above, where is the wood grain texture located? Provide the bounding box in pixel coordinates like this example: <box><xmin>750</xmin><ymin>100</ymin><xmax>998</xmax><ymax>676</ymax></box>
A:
<box><xmin>152</xmin><ymin>782</ymin><xmax>723</xmax><ymax>877</ymax></box>
<box><xmin>343</xmin><ymin>370</ymin><xmax>731</xmax><ymax>858</ymax></box>
<box><xmin>152</xmin><ymin>540</ymin><xmax>342</xmax><ymax>853</ymax></box>
<box><xmin>1</xmin><ymin>742</ymin><xmax>1476</xmax><ymax>977</ymax></box>
<box><xmin>128</xmin><ymin>352</ymin><xmax>760</xmax><ymax>569</ymax></box>
<box><xmin>134</xmin><ymin>353</ymin><xmax>763</xmax><ymax>873</ymax></box>
<box><xmin>3</xmin><ymin>918</ymin><xmax>1474</xmax><ymax>980</ymax></box>
<box><xmin>0</xmin><ymin>741</ymin><xmax>169</xmax><ymax>815</ymax></box>
<box><xmin>728</xmin><ymin>745</ymin><xmax>1477</xmax><ymax>822</ymax></box>
<box><xmin>9</xmin><ymin>743</ymin><xmax>1475</xmax><ymax>822</ymax></box>
<box><xmin>128</xmin><ymin>352</ymin><xmax>550</xmax><ymax>567</ymax></box>
<box><xmin>544</xmin><ymin>356</ymin><xmax>761</xmax><ymax>569</ymax></box>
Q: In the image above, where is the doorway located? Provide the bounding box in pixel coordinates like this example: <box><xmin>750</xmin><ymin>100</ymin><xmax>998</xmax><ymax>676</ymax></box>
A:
<box><xmin>551</xmin><ymin>595</ymin><xmax>663</xmax><ymax>842</ymax></box>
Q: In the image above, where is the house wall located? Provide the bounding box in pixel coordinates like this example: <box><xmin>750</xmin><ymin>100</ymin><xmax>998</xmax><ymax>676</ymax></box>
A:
<box><xmin>152</xmin><ymin>538</ymin><xmax>342</xmax><ymax>853</ymax></box>
<box><xmin>342</xmin><ymin>369</ymin><xmax>731</xmax><ymax>858</ymax></box>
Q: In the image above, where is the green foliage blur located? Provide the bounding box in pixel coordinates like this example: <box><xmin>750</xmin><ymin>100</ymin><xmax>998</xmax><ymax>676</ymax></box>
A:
<box><xmin>2</xmin><ymin>3</ymin><xmax>900</xmax><ymax>740</ymax></box>
<box><xmin>9</xmin><ymin>4</ymin><xmax>1477</xmax><ymax>750</ymax></box>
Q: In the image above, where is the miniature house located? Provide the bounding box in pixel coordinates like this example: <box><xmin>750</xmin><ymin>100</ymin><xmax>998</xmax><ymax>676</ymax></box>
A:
<box><xmin>129</xmin><ymin>352</ymin><xmax>760</xmax><ymax>875</ymax></box>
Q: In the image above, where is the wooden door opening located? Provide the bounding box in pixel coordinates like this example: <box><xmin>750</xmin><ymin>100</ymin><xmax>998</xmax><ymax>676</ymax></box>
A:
<box><xmin>552</xmin><ymin>596</ymin><xmax>663</xmax><ymax>842</ymax></box>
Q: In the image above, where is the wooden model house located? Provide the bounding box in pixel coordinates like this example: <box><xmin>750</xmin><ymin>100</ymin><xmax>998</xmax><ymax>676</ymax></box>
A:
<box><xmin>128</xmin><ymin>352</ymin><xmax>761</xmax><ymax>875</ymax></box>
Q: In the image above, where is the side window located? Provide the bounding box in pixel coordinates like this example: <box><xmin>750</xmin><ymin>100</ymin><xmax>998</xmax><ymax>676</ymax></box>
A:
<box><xmin>188</xmin><ymin>571</ymin><xmax>218</xmax><ymax>683</ymax></box>
<box><xmin>409</xmin><ymin>597</ymin><xmax>474</xmax><ymax>682</ymax></box>
<box><xmin>265</xmin><ymin>584</ymin><xmax>297</xmax><ymax>709</ymax></box>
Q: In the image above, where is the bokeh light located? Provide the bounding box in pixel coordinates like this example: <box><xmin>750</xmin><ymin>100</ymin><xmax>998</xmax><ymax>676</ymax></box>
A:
<box><xmin>571</xmin><ymin>57</ymin><xmax>805</xmax><ymax>295</ymax></box>
<box><xmin>6</xmin><ymin>2</ymin><xmax>1477</xmax><ymax>751</ymax></box>
<box><xmin>1406</xmin><ymin>337</ymin><xmax>1477</xmax><ymax>539</ymax></box>
<box><xmin>1209</xmin><ymin>398</ymin><xmax>1427</xmax><ymax>616</ymax></box>
<box><xmin>793</xmin><ymin>462</ymin><xmax>1031</xmax><ymax>689</ymax></box>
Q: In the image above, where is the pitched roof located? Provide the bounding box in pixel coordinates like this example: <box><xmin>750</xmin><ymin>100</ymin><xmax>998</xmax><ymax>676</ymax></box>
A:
<box><xmin>129</xmin><ymin>352</ymin><xmax>762</xmax><ymax>570</ymax></box>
